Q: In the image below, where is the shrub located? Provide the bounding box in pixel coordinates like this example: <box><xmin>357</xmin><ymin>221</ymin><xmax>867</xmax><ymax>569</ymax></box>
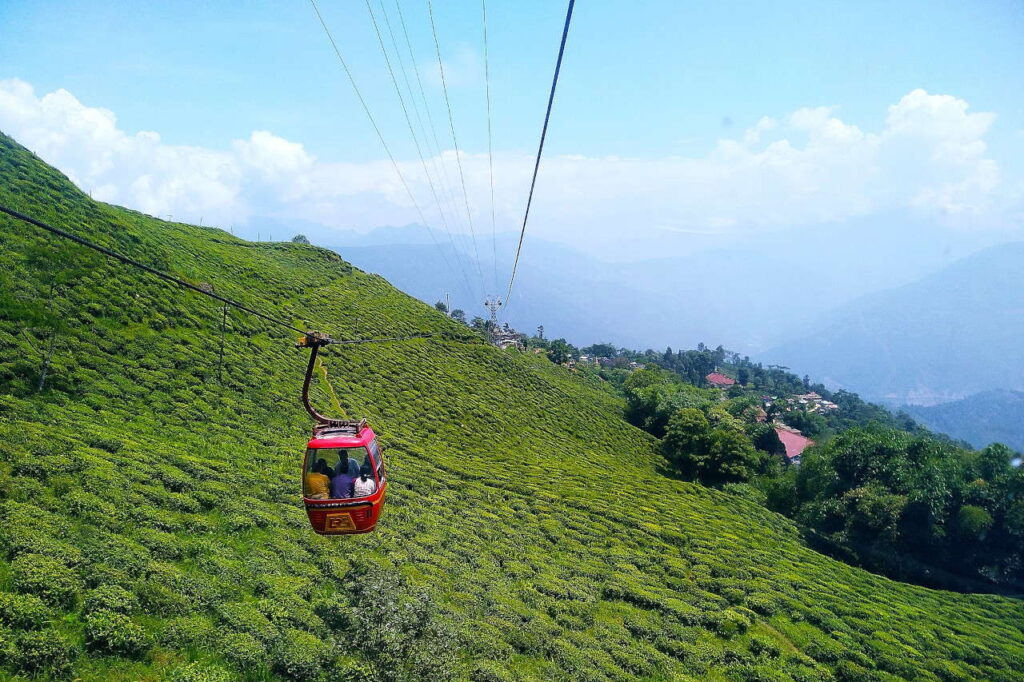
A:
<box><xmin>744</xmin><ymin>593</ymin><xmax>778</xmax><ymax>616</ymax></box>
<box><xmin>713</xmin><ymin>608</ymin><xmax>751</xmax><ymax>638</ymax></box>
<box><xmin>0</xmin><ymin>591</ymin><xmax>50</xmax><ymax>629</ymax></box>
<box><xmin>85</xmin><ymin>609</ymin><xmax>151</xmax><ymax>656</ymax></box>
<box><xmin>220</xmin><ymin>630</ymin><xmax>267</xmax><ymax>669</ymax></box>
<box><xmin>806</xmin><ymin>637</ymin><xmax>845</xmax><ymax>664</ymax></box>
<box><xmin>160</xmin><ymin>615</ymin><xmax>216</xmax><ymax>648</ymax></box>
<box><xmin>84</xmin><ymin>584</ymin><xmax>138</xmax><ymax>615</ymax></box>
<box><xmin>330</xmin><ymin>656</ymin><xmax>376</xmax><ymax>682</ymax></box>
<box><xmin>271</xmin><ymin>628</ymin><xmax>332</xmax><ymax>681</ymax></box>
<box><xmin>11</xmin><ymin>627</ymin><xmax>78</xmax><ymax>677</ymax></box>
<box><xmin>11</xmin><ymin>553</ymin><xmax>81</xmax><ymax>607</ymax></box>
<box><xmin>749</xmin><ymin>635</ymin><xmax>782</xmax><ymax>658</ymax></box>
<box><xmin>164</xmin><ymin>662</ymin><xmax>234</xmax><ymax>682</ymax></box>
<box><xmin>218</xmin><ymin>601</ymin><xmax>278</xmax><ymax>642</ymax></box>
<box><xmin>835</xmin><ymin>659</ymin><xmax>883</xmax><ymax>682</ymax></box>
<box><xmin>136</xmin><ymin>579</ymin><xmax>194</xmax><ymax>616</ymax></box>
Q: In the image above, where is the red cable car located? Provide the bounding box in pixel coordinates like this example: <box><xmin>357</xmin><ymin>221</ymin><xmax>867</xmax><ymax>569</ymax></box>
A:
<box><xmin>297</xmin><ymin>332</ymin><xmax>388</xmax><ymax>535</ymax></box>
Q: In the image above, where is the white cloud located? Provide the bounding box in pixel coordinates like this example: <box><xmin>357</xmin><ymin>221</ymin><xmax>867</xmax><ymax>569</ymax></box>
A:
<box><xmin>0</xmin><ymin>78</ymin><xmax>1018</xmax><ymax>246</ymax></box>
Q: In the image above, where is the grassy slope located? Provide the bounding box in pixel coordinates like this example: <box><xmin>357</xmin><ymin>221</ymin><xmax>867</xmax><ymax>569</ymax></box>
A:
<box><xmin>0</xmin><ymin>132</ymin><xmax>1022</xmax><ymax>681</ymax></box>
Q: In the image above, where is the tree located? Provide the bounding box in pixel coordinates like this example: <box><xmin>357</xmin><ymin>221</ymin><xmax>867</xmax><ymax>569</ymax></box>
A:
<box><xmin>434</xmin><ymin>301</ymin><xmax>448</xmax><ymax>314</ymax></box>
<box><xmin>663</xmin><ymin>408</ymin><xmax>763</xmax><ymax>485</ymax></box>
<box><xmin>470</xmin><ymin>317</ymin><xmax>486</xmax><ymax>331</ymax></box>
<box><xmin>291</xmin><ymin>234</ymin><xmax>310</xmax><ymax>244</ymax></box>
<box><xmin>536</xmin><ymin>325</ymin><xmax>544</xmax><ymax>340</ymax></box>
<box><xmin>749</xmin><ymin>423</ymin><xmax>786</xmax><ymax>456</ymax></box>
<box><xmin>583</xmin><ymin>342</ymin><xmax>617</xmax><ymax>358</ymax></box>
<box><xmin>546</xmin><ymin>338</ymin><xmax>574</xmax><ymax>365</ymax></box>
<box><xmin>783</xmin><ymin>409</ymin><xmax>827</xmax><ymax>439</ymax></box>
<box><xmin>663</xmin><ymin>408</ymin><xmax>711</xmax><ymax>479</ymax></box>
<box><xmin>450</xmin><ymin>309</ymin><xmax>466</xmax><ymax>323</ymax></box>
<box><xmin>737</xmin><ymin>368</ymin><xmax>750</xmax><ymax>386</ymax></box>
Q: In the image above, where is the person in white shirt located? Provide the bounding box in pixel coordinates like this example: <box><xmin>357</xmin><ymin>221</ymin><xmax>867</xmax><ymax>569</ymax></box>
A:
<box><xmin>352</xmin><ymin>464</ymin><xmax>377</xmax><ymax>497</ymax></box>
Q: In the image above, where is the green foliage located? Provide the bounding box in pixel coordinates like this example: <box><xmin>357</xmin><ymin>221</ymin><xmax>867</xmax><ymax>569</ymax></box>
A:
<box><xmin>84</xmin><ymin>609</ymin><xmax>151</xmax><ymax>656</ymax></box>
<box><xmin>788</xmin><ymin>426</ymin><xmax>1024</xmax><ymax>584</ymax></box>
<box><xmin>10</xmin><ymin>553</ymin><xmax>81</xmax><ymax>607</ymax></box>
<box><xmin>0</xmin><ymin>132</ymin><xmax>1022</xmax><ymax>681</ymax></box>
<box><xmin>346</xmin><ymin>565</ymin><xmax>457</xmax><ymax>682</ymax></box>
<box><xmin>663</xmin><ymin>406</ymin><xmax>768</xmax><ymax>485</ymax></box>
<box><xmin>9</xmin><ymin>627</ymin><xmax>79</xmax><ymax>677</ymax></box>
<box><xmin>271</xmin><ymin>628</ymin><xmax>331</xmax><ymax>681</ymax></box>
<box><xmin>219</xmin><ymin>630</ymin><xmax>267</xmax><ymax>668</ymax></box>
<box><xmin>0</xmin><ymin>591</ymin><xmax>50</xmax><ymax>629</ymax></box>
<box><xmin>164</xmin><ymin>662</ymin><xmax>235</xmax><ymax>682</ymax></box>
<box><xmin>84</xmin><ymin>584</ymin><xmax>138</xmax><ymax>615</ymax></box>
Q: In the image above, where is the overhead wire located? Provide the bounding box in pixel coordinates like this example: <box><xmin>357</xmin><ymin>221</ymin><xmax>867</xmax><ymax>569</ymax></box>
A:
<box><xmin>307</xmin><ymin>0</ymin><xmax>463</xmax><ymax>294</ymax></box>
<box><xmin>0</xmin><ymin>203</ymin><xmax>305</xmax><ymax>335</ymax></box>
<box><xmin>426</xmin><ymin>0</ymin><xmax>486</xmax><ymax>289</ymax></box>
<box><xmin>381</xmin><ymin>0</ymin><xmax>472</xmax><ymax>275</ymax></box>
<box><xmin>362</xmin><ymin>0</ymin><xmax>477</xmax><ymax>300</ymax></box>
<box><xmin>0</xmin><ymin>203</ymin><xmax>480</xmax><ymax>348</ymax></box>
<box><xmin>481</xmin><ymin>0</ymin><xmax>499</xmax><ymax>295</ymax></box>
<box><xmin>393</xmin><ymin>0</ymin><xmax>460</xmax><ymax>227</ymax></box>
<box><xmin>504</xmin><ymin>0</ymin><xmax>575</xmax><ymax>308</ymax></box>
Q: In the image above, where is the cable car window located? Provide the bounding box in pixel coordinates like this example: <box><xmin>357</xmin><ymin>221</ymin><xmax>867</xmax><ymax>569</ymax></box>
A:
<box><xmin>368</xmin><ymin>439</ymin><xmax>385</xmax><ymax>481</ymax></box>
<box><xmin>303</xmin><ymin>447</ymin><xmax>378</xmax><ymax>500</ymax></box>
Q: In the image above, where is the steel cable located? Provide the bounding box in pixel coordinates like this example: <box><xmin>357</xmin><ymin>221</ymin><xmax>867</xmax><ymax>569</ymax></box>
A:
<box><xmin>504</xmin><ymin>0</ymin><xmax>575</xmax><ymax>308</ymax></box>
<box><xmin>426</xmin><ymin>0</ymin><xmax>486</xmax><ymax>287</ymax></box>
<box><xmin>0</xmin><ymin>203</ymin><xmax>481</xmax><ymax>347</ymax></box>
<box><xmin>308</xmin><ymin>0</ymin><xmax>462</xmax><ymax>290</ymax></box>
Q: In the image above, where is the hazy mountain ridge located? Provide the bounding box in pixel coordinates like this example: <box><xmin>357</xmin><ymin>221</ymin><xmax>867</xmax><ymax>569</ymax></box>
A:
<box><xmin>323</xmin><ymin>215</ymin><xmax>999</xmax><ymax>353</ymax></box>
<box><xmin>905</xmin><ymin>390</ymin><xmax>1024</xmax><ymax>452</ymax></box>
<box><xmin>764</xmin><ymin>241</ymin><xmax>1024</xmax><ymax>404</ymax></box>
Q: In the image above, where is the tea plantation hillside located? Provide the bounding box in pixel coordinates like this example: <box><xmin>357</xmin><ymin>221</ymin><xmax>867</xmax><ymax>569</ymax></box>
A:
<box><xmin>1</xmin><ymin>132</ymin><xmax>1022</xmax><ymax>681</ymax></box>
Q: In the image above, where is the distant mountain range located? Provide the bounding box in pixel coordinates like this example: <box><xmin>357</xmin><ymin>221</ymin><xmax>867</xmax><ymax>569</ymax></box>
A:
<box><xmin>763</xmin><ymin>241</ymin><xmax>1024</xmax><ymax>405</ymax></box>
<box><xmin>904</xmin><ymin>390</ymin><xmax>1024</xmax><ymax>453</ymax></box>
<box><xmin>319</xmin><ymin>212</ymin><xmax>1002</xmax><ymax>354</ymax></box>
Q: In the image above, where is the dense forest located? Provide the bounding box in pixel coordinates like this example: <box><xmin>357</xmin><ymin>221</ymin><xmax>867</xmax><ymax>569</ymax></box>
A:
<box><xmin>2</xmin><ymin>132</ymin><xmax>1023</xmax><ymax>680</ymax></box>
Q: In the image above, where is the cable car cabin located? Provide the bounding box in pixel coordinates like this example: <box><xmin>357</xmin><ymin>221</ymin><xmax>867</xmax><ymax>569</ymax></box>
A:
<box><xmin>302</xmin><ymin>420</ymin><xmax>387</xmax><ymax>535</ymax></box>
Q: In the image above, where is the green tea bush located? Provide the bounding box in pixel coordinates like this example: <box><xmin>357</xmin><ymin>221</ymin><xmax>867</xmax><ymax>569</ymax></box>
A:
<box><xmin>137</xmin><ymin>579</ymin><xmax>195</xmax><ymax>616</ymax></box>
<box><xmin>10</xmin><ymin>627</ymin><xmax>78</xmax><ymax>677</ymax></box>
<box><xmin>85</xmin><ymin>609</ymin><xmax>151</xmax><ymax>656</ymax></box>
<box><xmin>271</xmin><ymin>628</ymin><xmax>331</xmax><ymax>681</ymax></box>
<box><xmin>0</xmin><ymin>591</ymin><xmax>49</xmax><ymax>629</ymax></box>
<box><xmin>134</xmin><ymin>528</ymin><xmax>184</xmax><ymax>560</ymax></box>
<box><xmin>81</xmin><ymin>562</ymin><xmax>133</xmax><ymax>589</ymax></box>
<box><xmin>219</xmin><ymin>630</ymin><xmax>266</xmax><ymax>669</ymax></box>
<box><xmin>713</xmin><ymin>608</ymin><xmax>752</xmax><ymax>638</ymax></box>
<box><xmin>10</xmin><ymin>553</ymin><xmax>81</xmax><ymax>607</ymax></box>
<box><xmin>159</xmin><ymin>615</ymin><xmax>217</xmax><ymax>648</ymax></box>
<box><xmin>217</xmin><ymin>601</ymin><xmax>279</xmax><ymax>643</ymax></box>
<box><xmin>84</xmin><ymin>584</ymin><xmax>138</xmax><ymax>615</ymax></box>
<box><xmin>163</xmin><ymin>662</ymin><xmax>234</xmax><ymax>682</ymax></box>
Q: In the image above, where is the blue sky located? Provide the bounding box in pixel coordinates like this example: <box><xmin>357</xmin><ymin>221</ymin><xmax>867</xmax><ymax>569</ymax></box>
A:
<box><xmin>1</xmin><ymin>0</ymin><xmax>1022</xmax><ymax>254</ymax></box>
<box><xmin>4</xmin><ymin>0</ymin><xmax>1022</xmax><ymax>160</ymax></box>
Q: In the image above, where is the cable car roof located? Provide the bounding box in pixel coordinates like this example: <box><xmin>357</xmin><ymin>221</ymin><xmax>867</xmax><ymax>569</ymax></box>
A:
<box><xmin>308</xmin><ymin>421</ymin><xmax>376</xmax><ymax>449</ymax></box>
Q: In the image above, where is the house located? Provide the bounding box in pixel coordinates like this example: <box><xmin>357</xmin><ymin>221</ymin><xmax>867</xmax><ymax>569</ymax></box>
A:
<box><xmin>706</xmin><ymin>372</ymin><xmax>736</xmax><ymax>388</ymax></box>
<box><xmin>774</xmin><ymin>426</ymin><xmax>814</xmax><ymax>465</ymax></box>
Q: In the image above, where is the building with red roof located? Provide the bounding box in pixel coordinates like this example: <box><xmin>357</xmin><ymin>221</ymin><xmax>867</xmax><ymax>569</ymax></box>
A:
<box><xmin>775</xmin><ymin>426</ymin><xmax>814</xmax><ymax>464</ymax></box>
<box><xmin>706</xmin><ymin>372</ymin><xmax>736</xmax><ymax>388</ymax></box>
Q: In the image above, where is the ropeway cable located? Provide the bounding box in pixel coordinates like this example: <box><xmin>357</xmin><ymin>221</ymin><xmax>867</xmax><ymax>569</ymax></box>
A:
<box><xmin>503</xmin><ymin>0</ymin><xmax>575</xmax><ymax>308</ymax></box>
<box><xmin>0</xmin><ymin>203</ymin><xmax>481</xmax><ymax>347</ymax></box>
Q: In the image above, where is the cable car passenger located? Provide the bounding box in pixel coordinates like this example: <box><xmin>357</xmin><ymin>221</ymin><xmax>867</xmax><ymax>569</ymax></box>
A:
<box><xmin>353</xmin><ymin>464</ymin><xmax>377</xmax><ymax>497</ymax></box>
<box><xmin>330</xmin><ymin>454</ymin><xmax>355</xmax><ymax>499</ymax></box>
<box><xmin>304</xmin><ymin>459</ymin><xmax>331</xmax><ymax>500</ymax></box>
